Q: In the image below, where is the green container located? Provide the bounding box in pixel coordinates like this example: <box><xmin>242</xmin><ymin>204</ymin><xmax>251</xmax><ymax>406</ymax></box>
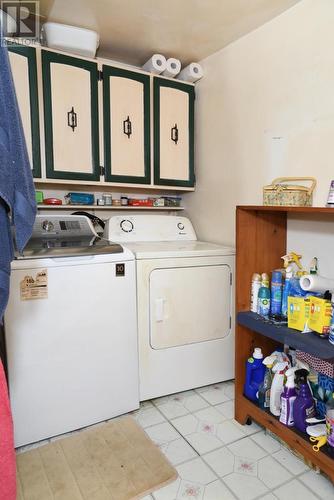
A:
<box><xmin>35</xmin><ymin>191</ymin><xmax>44</xmax><ymax>204</ymax></box>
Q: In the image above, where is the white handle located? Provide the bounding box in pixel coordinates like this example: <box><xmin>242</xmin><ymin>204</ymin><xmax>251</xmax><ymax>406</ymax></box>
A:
<box><xmin>155</xmin><ymin>298</ymin><xmax>164</xmax><ymax>322</ymax></box>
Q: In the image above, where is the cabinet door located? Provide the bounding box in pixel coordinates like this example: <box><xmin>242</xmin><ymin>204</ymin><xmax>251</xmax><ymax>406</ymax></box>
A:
<box><xmin>154</xmin><ymin>78</ymin><xmax>195</xmax><ymax>187</ymax></box>
<box><xmin>42</xmin><ymin>51</ymin><xmax>100</xmax><ymax>181</ymax></box>
<box><xmin>103</xmin><ymin>66</ymin><xmax>150</xmax><ymax>184</ymax></box>
<box><xmin>8</xmin><ymin>44</ymin><xmax>41</xmax><ymax>178</ymax></box>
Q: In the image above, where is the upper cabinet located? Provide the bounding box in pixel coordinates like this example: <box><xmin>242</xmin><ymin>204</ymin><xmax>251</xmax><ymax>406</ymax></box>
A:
<box><xmin>153</xmin><ymin>78</ymin><xmax>195</xmax><ymax>188</ymax></box>
<box><xmin>8</xmin><ymin>44</ymin><xmax>41</xmax><ymax>178</ymax></box>
<box><xmin>103</xmin><ymin>65</ymin><xmax>151</xmax><ymax>184</ymax></box>
<box><xmin>42</xmin><ymin>50</ymin><xmax>100</xmax><ymax>181</ymax></box>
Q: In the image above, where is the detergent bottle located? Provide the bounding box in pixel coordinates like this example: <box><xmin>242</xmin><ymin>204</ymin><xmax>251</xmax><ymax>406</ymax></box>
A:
<box><xmin>244</xmin><ymin>348</ymin><xmax>266</xmax><ymax>402</ymax></box>
<box><xmin>257</xmin><ymin>355</ymin><xmax>276</xmax><ymax>409</ymax></box>
<box><xmin>270</xmin><ymin>361</ymin><xmax>288</xmax><ymax>416</ymax></box>
<box><xmin>279</xmin><ymin>367</ymin><xmax>297</xmax><ymax>426</ymax></box>
<box><xmin>294</xmin><ymin>369</ymin><xmax>316</xmax><ymax>433</ymax></box>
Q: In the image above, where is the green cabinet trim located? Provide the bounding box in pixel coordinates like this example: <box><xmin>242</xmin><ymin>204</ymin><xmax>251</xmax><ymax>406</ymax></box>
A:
<box><xmin>153</xmin><ymin>78</ymin><xmax>195</xmax><ymax>187</ymax></box>
<box><xmin>8</xmin><ymin>43</ymin><xmax>41</xmax><ymax>178</ymax></box>
<box><xmin>102</xmin><ymin>66</ymin><xmax>151</xmax><ymax>184</ymax></box>
<box><xmin>42</xmin><ymin>50</ymin><xmax>100</xmax><ymax>181</ymax></box>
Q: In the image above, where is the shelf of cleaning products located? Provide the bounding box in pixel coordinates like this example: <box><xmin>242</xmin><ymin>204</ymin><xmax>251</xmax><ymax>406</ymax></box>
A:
<box><xmin>237</xmin><ymin>311</ymin><xmax>334</xmax><ymax>361</ymax></box>
<box><xmin>37</xmin><ymin>204</ymin><xmax>184</xmax><ymax>210</ymax></box>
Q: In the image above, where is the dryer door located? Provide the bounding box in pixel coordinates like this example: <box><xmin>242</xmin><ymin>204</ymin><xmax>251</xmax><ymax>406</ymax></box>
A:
<box><xmin>150</xmin><ymin>264</ymin><xmax>231</xmax><ymax>349</ymax></box>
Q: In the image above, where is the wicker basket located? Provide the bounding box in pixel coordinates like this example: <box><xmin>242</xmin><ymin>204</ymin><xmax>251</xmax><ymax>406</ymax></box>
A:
<box><xmin>263</xmin><ymin>177</ymin><xmax>316</xmax><ymax>207</ymax></box>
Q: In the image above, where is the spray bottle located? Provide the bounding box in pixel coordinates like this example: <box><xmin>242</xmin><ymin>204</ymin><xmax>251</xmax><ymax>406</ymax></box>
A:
<box><xmin>293</xmin><ymin>369</ymin><xmax>316</xmax><ymax>433</ymax></box>
<box><xmin>257</xmin><ymin>355</ymin><xmax>276</xmax><ymax>409</ymax></box>
<box><xmin>279</xmin><ymin>367</ymin><xmax>297</xmax><ymax>426</ymax></box>
<box><xmin>270</xmin><ymin>362</ymin><xmax>288</xmax><ymax>416</ymax></box>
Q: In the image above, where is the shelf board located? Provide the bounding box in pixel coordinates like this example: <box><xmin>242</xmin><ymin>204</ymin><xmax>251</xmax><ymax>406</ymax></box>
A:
<box><xmin>237</xmin><ymin>205</ymin><xmax>334</xmax><ymax>214</ymax></box>
<box><xmin>37</xmin><ymin>204</ymin><xmax>184</xmax><ymax>211</ymax></box>
<box><xmin>237</xmin><ymin>311</ymin><xmax>334</xmax><ymax>361</ymax></box>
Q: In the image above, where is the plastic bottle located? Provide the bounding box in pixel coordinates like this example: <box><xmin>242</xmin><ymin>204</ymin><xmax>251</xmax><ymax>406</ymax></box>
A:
<box><xmin>258</xmin><ymin>287</ymin><xmax>271</xmax><ymax>317</ymax></box>
<box><xmin>329</xmin><ymin>300</ymin><xmax>334</xmax><ymax>346</ymax></box>
<box><xmin>257</xmin><ymin>355</ymin><xmax>276</xmax><ymax>409</ymax></box>
<box><xmin>293</xmin><ymin>369</ymin><xmax>316</xmax><ymax>433</ymax></box>
<box><xmin>244</xmin><ymin>348</ymin><xmax>266</xmax><ymax>402</ymax></box>
<box><xmin>270</xmin><ymin>270</ymin><xmax>283</xmax><ymax>316</ymax></box>
<box><xmin>270</xmin><ymin>362</ymin><xmax>288</xmax><ymax>416</ymax></box>
<box><xmin>326</xmin><ymin>395</ymin><xmax>334</xmax><ymax>448</ymax></box>
<box><xmin>279</xmin><ymin>367</ymin><xmax>297</xmax><ymax>426</ymax></box>
<box><xmin>281</xmin><ymin>265</ymin><xmax>293</xmax><ymax>318</ymax></box>
<box><xmin>250</xmin><ymin>273</ymin><xmax>261</xmax><ymax>313</ymax></box>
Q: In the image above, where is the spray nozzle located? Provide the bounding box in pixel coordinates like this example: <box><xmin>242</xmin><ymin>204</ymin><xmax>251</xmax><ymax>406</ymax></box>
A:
<box><xmin>295</xmin><ymin>368</ymin><xmax>309</xmax><ymax>384</ymax></box>
<box><xmin>263</xmin><ymin>355</ymin><xmax>277</xmax><ymax>368</ymax></box>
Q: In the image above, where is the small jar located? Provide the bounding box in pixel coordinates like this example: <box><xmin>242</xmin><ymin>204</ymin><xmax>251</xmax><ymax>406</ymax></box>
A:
<box><xmin>112</xmin><ymin>199</ymin><xmax>121</xmax><ymax>206</ymax></box>
<box><xmin>121</xmin><ymin>196</ymin><xmax>128</xmax><ymax>206</ymax></box>
<box><xmin>103</xmin><ymin>193</ymin><xmax>112</xmax><ymax>205</ymax></box>
<box><xmin>97</xmin><ymin>198</ymin><xmax>105</xmax><ymax>206</ymax></box>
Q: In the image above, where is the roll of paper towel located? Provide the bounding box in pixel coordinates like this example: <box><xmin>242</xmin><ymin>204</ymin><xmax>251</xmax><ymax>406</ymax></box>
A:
<box><xmin>142</xmin><ymin>54</ymin><xmax>167</xmax><ymax>74</ymax></box>
<box><xmin>162</xmin><ymin>58</ymin><xmax>181</xmax><ymax>78</ymax></box>
<box><xmin>300</xmin><ymin>274</ymin><xmax>334</xmax><ymax>293</ymax></box>
<box><xmin>178</xmin><ymin>63</ymin><xmax>203</xmax><ymax>83</ymax></box>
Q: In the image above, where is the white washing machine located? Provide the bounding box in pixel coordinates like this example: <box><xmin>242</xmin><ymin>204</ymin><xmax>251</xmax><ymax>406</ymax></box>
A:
<box><xmin>5</xmin><ymin>215</ymin><xmax>139</xmax><ymax>447</ymax></box>
<box><xmin>104</xmin><ymin>215</ymin><xmax>235</xmax><ymax>401</ymax></box>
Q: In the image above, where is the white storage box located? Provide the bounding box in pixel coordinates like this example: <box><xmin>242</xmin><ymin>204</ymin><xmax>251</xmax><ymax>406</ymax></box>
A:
<box><xmin>42</xmin><ymin>22</ymin><xmax>99</xmax><ymax>58</ymax></box>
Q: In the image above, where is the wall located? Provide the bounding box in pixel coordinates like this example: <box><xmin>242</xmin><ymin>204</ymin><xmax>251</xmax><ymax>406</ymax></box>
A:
<box><xmin>184</xmin><ymin>0</ymin><xmax>334</xmax><ymax>247</ymax></box>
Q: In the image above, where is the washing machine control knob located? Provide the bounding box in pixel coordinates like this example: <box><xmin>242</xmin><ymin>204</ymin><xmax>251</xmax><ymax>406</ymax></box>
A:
<box><xmin>177</xmin><ymin>222</ymin><xmax>185</xmax><ymax>231</ymax></box>
<box><xmin>120</xmin><ymin>219</ymin><xmax>134</xmax><ymax>233</ymax></box>
<box><xmin>42</xmin><ymin>220</ymin><xmax>54</xmax><ymax>232</ymax></box>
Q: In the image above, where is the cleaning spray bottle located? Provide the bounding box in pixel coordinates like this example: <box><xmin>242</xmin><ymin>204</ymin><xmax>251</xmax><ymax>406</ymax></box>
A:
<box><xmin>244</xmin><ymin>348</ymin><xmax>266</xmax><ymax>402</ymax></box>
<box><xmin>270</xmin><ymin>361</ymin><xmax>288</xmax><ymax>416</ymax></box>
<box><xmin>279</xmin><ymin>367</ymin><xmax>297</xmax><ymax>426</ymax></box>
<box><xmin>258</xmin><ymin>274</ymin><xmax>270</xmax><ymax>317</ymax></box>
<box><xmin>257</xmin><ymin>355</ymin><xmax>276</xmax><ymax>409</ymax></box>
<box><xmin>293</xmin><ymin>369</ymin><xmax>316</xmax><ymax>433</ymax></box>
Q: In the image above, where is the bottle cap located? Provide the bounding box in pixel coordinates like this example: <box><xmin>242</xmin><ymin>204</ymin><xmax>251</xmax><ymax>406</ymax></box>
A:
<box><xmin>253</xmin><ymin>348</ymin><xmax>263</xmax><ymax>359</ymax></box>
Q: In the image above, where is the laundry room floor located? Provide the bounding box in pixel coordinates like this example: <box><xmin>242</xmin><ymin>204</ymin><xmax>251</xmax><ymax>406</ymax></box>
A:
<box><xmin>133</xmin><ymin>381</ymin><xmax>334</xmax><ymax>500</ymax></box>
<box><xmin>17</xmin><ymin>380</ymin><xmax>334</xmax><ymax>500</ymax></box>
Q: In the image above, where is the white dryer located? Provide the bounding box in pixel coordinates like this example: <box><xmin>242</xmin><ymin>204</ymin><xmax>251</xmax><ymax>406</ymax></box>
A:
<box><xmin>105</xmin><ymin>215</ymin><xmax>235</xmax><ymax>401</ymax></box>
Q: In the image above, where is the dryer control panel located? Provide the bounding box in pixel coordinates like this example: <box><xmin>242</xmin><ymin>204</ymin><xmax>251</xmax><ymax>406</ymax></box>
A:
<box><xmin>104</xmin><ymin>215</ymin><xmax>197</xmax><ymax>242</ymax></box>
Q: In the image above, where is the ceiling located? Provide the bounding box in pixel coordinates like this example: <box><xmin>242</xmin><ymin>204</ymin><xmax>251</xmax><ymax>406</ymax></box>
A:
<box><xmin>38</xmin><ymin>0</ymin><xmax>301</xmax><ymax>66</ymax></box>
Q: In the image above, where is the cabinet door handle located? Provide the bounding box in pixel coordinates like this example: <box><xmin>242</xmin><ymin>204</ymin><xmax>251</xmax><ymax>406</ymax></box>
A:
<box><xmin>123</xmin><ymin>116</ymin><xmax>132</xmax><ymax>138</ymax></box>
<box><xmin>67</xmin><ymin>107</ymin><xmax>77</xmax><ymax>132</ymax></box>
<box><xmin>171</xmin><ymin>124</ymin><xmax>178</xmax><ymax>144</ymax></box>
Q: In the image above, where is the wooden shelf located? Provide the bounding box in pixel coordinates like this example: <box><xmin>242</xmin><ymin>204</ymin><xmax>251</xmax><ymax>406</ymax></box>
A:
<box><xmin>235</xmin><ymin>205</ymin><xmax>334</xmax><ymax>483</ymax></box>
<box><xmin>237</xmin><ymin>311</ymin><xmax>334</xmax><ymax>361</ymax></box>
<box><xmin>37</xmin><ymin>204</ymin><xmax>184</xmax><ymax>211</ymax></box>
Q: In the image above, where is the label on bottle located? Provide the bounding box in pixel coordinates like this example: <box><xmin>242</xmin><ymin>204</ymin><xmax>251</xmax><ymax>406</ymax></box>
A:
<box><xmin>327</xmin><ymin>413</ymin><xmax>334</xmax><ymax>447</ymax></box>
<box><xmin>264</xmin><ymin>388</ymin><xmax>270</xmax><ymax>408</ymax></box>
<box><xmin>258</xmin><ymin>298</ymin><xmax>270</xmax><ymax>317</ymax></box>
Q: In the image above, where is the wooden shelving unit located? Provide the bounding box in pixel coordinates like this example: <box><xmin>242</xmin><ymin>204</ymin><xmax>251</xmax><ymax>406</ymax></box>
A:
<box><xmin>235</xmin><ymin>205</ymin><xmax>334</xmax><ymax>483</ymax></box>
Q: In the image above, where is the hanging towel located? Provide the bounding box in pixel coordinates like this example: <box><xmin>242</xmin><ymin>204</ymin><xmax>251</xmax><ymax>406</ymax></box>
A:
<box><xmin>0</xmin><ymin>37</ymin><xmax>36</xmax><ymax>318</ymax></box>
<box><xmin>0</xmin><ymin>37</ymin><xmax>36</xmax><ymax>500</ymax></box>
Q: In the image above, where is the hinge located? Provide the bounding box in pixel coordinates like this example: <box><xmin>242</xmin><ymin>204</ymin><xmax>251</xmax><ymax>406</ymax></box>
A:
<box><xmin>229</xmin><ymin>316</ymin><xmax>232</xmax><ymax>329</ymax></box>
<box><xmin>100</xmin><ymin>165</ymin><xmax>105</xmax><ymax>176</ymax></box>
<box><xmin>98</xmin><ymin>70</ymin><xmax>103</xmax><ymax>81</ymax></box>
<box><xmin>230</xmin><ymin>273</ymin><xmax>233</xmax><ymax>286</ymax></box>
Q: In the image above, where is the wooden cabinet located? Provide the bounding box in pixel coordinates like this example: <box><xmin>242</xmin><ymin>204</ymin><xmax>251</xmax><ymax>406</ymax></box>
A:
<box><xmin>235</xmin><ymin>205</ymin><xmax>334</xmax><ymax>483</ymax></box>
<box><xmin>102</xmin><ymin>66</ymin><xmax>150</xmax><ymax>184</ymax></box>
<box><xmin>8</xmin><ymin>44</ymin><xmax>41</xmax><ymax>178</ymax></box>
<box><xmin>42</xmin><ymin>50</ymin><xmax>100</xmax><ymax>181</ymax></box>
<box><xmin>153</xmin><ymin>77</ymin><xmax>195</xmax><ymax>187</ymax></box>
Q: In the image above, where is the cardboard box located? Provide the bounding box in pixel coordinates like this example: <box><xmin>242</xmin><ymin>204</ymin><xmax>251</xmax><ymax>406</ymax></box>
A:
<box><xmin>308</xmin><ymin>296</ymin><xmax>332</xmax><ymax>336</ymax></box>
<box><xmin>288</xmin><ymin>296</ymin><xmax>309</xmax><ymax>331</ymax></box>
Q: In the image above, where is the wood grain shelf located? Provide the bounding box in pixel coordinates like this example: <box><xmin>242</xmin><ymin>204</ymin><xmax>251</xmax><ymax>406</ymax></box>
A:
<box><xmin>37</xmin><ymin>204</ymin><xmax>184</xmax><ymax>211</ymax></box>
<box><xmin>235</xmin><ymin>205</ymin><xmax>334</xmax><ymax>483</ymax></box>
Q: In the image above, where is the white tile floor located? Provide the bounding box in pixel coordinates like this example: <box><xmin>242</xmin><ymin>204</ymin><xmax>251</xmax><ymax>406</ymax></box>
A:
<box><xmin>134</xmin><ymin>381</ymin><xmax>334</xmax><ymax>500</ymax></box>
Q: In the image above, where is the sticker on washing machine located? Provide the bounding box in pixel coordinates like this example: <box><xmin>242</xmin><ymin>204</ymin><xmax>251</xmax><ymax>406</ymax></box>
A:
<box><xmin>20</xmin><ymin>269</ymin><xmax>48</xmax><ymax>300</ymax></box>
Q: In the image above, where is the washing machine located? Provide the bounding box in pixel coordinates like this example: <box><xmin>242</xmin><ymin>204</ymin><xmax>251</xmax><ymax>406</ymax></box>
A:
<box><xmin>104</xmin><ymin>215</ymin><xmax>235</xmax><ymax>401</ymax></box>
<box><xmin>5</xmin><ymin>215</ymin><xmax>139</xmax><ymax>447</ymax></box>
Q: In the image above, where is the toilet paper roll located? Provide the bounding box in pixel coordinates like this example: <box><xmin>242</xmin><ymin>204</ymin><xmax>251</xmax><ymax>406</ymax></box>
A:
<box><xmin>178</xmin><ymin>63</ymin><xmax>203</xmax><ymax>83</ymax></box>
<box><xmin>162</xmin><ymin>58</ymin><xmax>181</xmax><ymax>78</ymax></box>
<box><xmin>142</xmin><ymin>54</ymin><xmax>167</xmax><ymax>74</ymax></box>
<box><xmin>300</xmin><ymin>274</ymin><xmax>334</xmax><ymax>293</ymax></box>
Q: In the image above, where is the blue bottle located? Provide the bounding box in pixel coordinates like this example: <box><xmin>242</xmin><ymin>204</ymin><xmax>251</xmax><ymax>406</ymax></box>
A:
<box><xmin>244</xmin><ymin>348</ymin><xmax>266</xmax><ymax>402</ymax></box>
<box><xmin>270</xmin><ymin>270</ymin><xmax>282</xmax><ymax>316</ymax></box>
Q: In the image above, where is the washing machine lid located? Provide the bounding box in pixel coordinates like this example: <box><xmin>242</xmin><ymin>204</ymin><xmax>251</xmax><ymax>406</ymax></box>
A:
<box><xmin>123</xmin><ymin>241</ymin><xmax>235</xmax><ymax>259</ymax></box>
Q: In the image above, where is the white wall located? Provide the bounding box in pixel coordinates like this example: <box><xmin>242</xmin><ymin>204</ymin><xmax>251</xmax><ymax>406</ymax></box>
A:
<box><xmin>184</xmin><ymin>0</ymin><xmax>334</xmax><ymax>247</ymax></box>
